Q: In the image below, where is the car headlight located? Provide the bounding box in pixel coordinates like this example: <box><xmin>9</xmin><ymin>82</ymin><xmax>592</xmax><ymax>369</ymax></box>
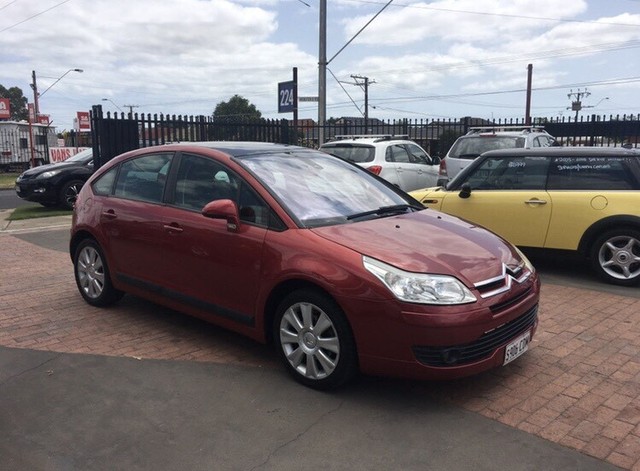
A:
<box><xmin>514</xmin><ymin>247</ymin><xmax>535</xmax><ymax>274</ymax></box>
<box><xmin>35</xmin><ymin>170</ymin><xmax>61</xmax><ymax>179</ymax></box>
<box><xmin>363</xmin><ymin>256</ymin><xmax>476</xmax><ymax>305</ymax></box>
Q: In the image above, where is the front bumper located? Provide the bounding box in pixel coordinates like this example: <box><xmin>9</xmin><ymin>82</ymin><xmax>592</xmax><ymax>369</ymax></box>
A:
<box><xmin>15</xmin><ymin>180</ymin><xmax>58</xmax><ymax>204</ymax></box>
<box><xmin>344</xmin><ymin>271</ymin><xmax>541</xmax><ymax>381</ymax></box>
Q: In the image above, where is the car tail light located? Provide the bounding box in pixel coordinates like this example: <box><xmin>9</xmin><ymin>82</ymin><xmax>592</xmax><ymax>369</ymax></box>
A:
<box><xmin>367</xmin><ymin>165</ymin><xmax>382</xmax><ymax>175</ymax></box>
<box><xmin>438</xmin><ymin>159</ymin><xmax>447</xmax><ymax>177</ymax></box>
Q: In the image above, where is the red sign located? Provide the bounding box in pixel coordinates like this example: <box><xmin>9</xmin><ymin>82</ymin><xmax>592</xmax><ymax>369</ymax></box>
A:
<box><xmin>76</xmin><ymin>111</ymin><xmax>90</xmax><ymax>131</ymax></box>
<box><xmin>38</xmin><ymin>114</ymin><xmax>51</xmax><ymax>125</ymax></box>
<box><xmin>49</xmin><ymin>147</ymin><xmax>90</xmax><ymax>163</ymax></box>
<box><xmin>28</xmin><ymin>103</ymin><xmax>36</xmax><ymax>123</ymax></box>
<box><xmin>0</xmin><ymin>98</ymin><xmax>9</xmax><ymax>119</ymax></box>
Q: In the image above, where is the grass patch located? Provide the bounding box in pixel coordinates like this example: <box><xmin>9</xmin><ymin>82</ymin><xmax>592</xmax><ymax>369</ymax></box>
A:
<box><xmin>7</xmin><ymin>204</ymin><xmax>72</xmax><ymax>221</ymax></box>
<box><xmin>0</xmin><ymin>173</ymin><xmax>19</xmax><ymax>190</ymax></box>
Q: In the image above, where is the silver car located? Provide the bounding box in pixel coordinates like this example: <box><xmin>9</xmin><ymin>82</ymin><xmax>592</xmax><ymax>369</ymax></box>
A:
<box><xmin>437</xmin><ymin>126</ymin><xmax>557</xmax><ymax>186</ymax></box>
<box><xmin>320</xmin><ymin>135</ymin><xmax>440</xmax><ymax>192</ymax></box>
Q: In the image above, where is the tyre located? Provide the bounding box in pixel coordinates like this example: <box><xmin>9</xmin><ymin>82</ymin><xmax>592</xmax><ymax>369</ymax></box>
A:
<box><xmin>274</xmin><ymin>289</ymin><xmax>358</xmax><ymax>390</ymax></box>
<box><xmin>590</xmin><ymin>228</ymin><xmax>640</xmax><ymax>286</ymax></box>
<box><xmin>60</xmin><ymin>180</ymin><xmax>84</xmax><ymax>210</ymax></box>
<box><xmin>73</xmin><ymin>239</ymin><xmax>124</xmax><ymax>306</ymax></box>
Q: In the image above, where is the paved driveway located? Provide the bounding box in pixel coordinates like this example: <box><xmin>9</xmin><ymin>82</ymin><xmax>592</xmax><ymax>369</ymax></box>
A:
<box><xmin>0</xmin><ymin>228</ymin><xmax>638</xmax><ymax>470</ymax></box>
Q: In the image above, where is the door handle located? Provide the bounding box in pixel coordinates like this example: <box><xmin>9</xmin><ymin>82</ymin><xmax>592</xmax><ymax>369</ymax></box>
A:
<box><xmin>163</xmin><ymin>223</ymin><xmax>184</xmax><ymax>234</ymax></box>
<box><xmin>525</xmin><ymin>199</ymin><xmax>547</xmax><ymax>205</ymax></box>
<box><xmin>101</xmin><ymin>209</ymin><xmax>117</xmax><ymax>219</ymax></box>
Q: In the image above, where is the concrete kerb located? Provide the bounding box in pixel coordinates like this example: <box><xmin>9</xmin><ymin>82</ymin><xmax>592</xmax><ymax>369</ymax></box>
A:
<box><xmin>0</xmin><ymin>209</ymin><xmax>72</xmax><ymax>235</ymax></box>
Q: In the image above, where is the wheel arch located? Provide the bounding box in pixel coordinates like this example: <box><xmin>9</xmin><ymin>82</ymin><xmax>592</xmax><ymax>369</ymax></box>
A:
<box><xmin>262</xmin><ymin>279</ymin><xmax>344</xmax><ymax>346</ymax></box>
<box><xmin>69</xmin><ymin>229</ymin><xmax>98</xmax><ymax>262</ymax></box>
<box><xmin>578</xmin><ymin>215</ymin><xmax>640</xmax><ymax>257</ymax></box>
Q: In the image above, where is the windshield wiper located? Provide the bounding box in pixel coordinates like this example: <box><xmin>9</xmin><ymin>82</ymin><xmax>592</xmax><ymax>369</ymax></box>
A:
<box><xmin>346</xmin><ymin>204</ymin><xmax>418</xmax><ymax>221</ymax></box>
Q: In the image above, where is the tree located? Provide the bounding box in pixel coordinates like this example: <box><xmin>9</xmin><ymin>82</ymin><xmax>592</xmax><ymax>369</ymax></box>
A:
<box><xmin>213</xmin><ymin>95</ymin><xmax>262</xmax><ymax>122</ymax></box>
<box><xmin>0</xmin><ymin>85</ymin><xmax>28</xmax><ymax>121</ymax></box>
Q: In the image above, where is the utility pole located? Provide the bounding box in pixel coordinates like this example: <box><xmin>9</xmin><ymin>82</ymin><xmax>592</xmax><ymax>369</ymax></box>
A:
<box><xmin>318</xmin><ymin>0</ymin><xmax>327</xmax><ymax>145</ymax></box>
<box><xmin>349</xmin><ymin>75</ymin><xmax>375</xmax><ymax>126</ymax></box>
<box><xmin>30</xmin><ymin>70</ymin><xmax>40</xmax><ymax>116</ymax></box>
<box><xmin>567</xmin><ymin>89</ymin><xmax>590</xmax><ymax>120</ymax></box>
<box><xmin>123</xmin><ymin>104</ymin><xmax>140</xmax><ymax>117</ymax></box>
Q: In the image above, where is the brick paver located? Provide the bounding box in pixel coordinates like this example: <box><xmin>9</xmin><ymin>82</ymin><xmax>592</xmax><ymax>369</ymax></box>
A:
<box><xmin>1</xmin><ymin>232</ymin><xmax>639</xmax><ymax>469</ymax></box>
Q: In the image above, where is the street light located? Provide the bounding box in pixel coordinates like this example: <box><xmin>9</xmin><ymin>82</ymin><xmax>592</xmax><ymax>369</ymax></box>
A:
<box><xmin>31</xmin><ymin>68</ymin><xmax>83</xmax><ymax>116</ymax></box>
<box><xmin>101</xmin><ymin>98</ymin><xmax>123</xmax><ymax>112</ymax></box>
<box><xmin>39</xmin><ymin>68</ymin><xmax>84</xmax><ymax>98</ymax></box>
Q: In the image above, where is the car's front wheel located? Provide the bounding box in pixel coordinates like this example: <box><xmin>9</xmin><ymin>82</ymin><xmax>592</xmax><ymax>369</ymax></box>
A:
<box><xmin>590</xmin><ymin>228</ymin><xmax>640</xmax><ymax>286</ymax></box>
<box><xmin>60</xmin><ymin>180</ymin><xmax>84</xmax><ymax>210</ymax></box>
<box><xmin>73</xmin><ymin>239</ymin><xmax>124</xmax><ymax>306</ymax></box>
<box><xmin>274</xmin><ymin>289</ymin><xmax>358</xmax><ymax>390</ymax></box>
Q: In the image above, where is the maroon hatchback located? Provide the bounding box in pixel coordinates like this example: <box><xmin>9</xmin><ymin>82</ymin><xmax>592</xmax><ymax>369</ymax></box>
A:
<box><xmin>70</xmin><ymin>142</ymin><xmax>540</xmax><ymax>389</ymax></box>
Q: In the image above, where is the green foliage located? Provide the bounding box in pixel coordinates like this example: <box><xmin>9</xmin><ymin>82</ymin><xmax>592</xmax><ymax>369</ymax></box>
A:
<box><xmin>8</xmin><ymin>204</ymin><xmax>72</xmax><ymax>220</ymax></box>
<box><xmin>0</xmin><ymin>85</ymin><xmax>28</xmax><ymax>121</ymax></box>
<box><xmin>213</xmin><ymin>95</ymin><xmax>262</xmax><ymax>122</ymax></box>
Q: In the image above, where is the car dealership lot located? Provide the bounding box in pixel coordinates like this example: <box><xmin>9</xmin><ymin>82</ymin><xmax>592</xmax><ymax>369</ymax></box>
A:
<box><xmin>0</xmin><ymin>224</ymin><xmax>639</xmax><ymax>469</ymax></box>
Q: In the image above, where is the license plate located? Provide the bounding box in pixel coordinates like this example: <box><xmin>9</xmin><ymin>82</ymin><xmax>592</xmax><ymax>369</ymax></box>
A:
<box><xmin>503</xmin><ymin>330</ymin><xmax>531</xmax><ymax>365</ymax></box>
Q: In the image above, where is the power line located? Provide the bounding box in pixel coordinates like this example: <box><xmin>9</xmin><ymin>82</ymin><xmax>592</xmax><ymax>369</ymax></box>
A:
<box><xmin>343</xmin><ymin>0</ymin><xmax>640</xmax><ymax>28</ymax></box>
<box><xmin>0</xmin><ymin>0</ymin><xmax>74</xmax><ymax>33</ymax></box>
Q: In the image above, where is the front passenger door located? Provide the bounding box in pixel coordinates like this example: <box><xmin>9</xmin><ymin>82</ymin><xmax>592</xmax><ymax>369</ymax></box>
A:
<box><xmin>440</xmin><ymin>155</ymin><xmax>553</xmax><ymax>247</ymax></box>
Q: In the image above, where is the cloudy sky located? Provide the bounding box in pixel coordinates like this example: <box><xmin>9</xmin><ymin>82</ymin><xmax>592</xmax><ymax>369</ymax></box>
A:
<box><xmin>1</xmin><ymin>0</ymin><xmax>639</xmax><ymax>130</ymax></box>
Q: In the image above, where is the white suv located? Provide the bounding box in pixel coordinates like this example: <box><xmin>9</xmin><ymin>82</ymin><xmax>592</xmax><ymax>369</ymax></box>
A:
<box><xmin>437</xmin><ymin>126</ymin><xmax>557</xmax><ymax>186</ymax></box>
<box><xmin>320</xmin><ymin>135</ymin><xmax>439</xmax><ymax>192</ymax></box>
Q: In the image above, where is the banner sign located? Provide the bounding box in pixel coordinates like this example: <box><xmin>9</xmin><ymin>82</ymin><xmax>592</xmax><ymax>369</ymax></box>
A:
<box><xmin>76</xmin><ymin>111</ymin><xmax>91</xmax><ymax>131</ymax></box>
<box><xmin>0</xmin><ymin>98</ymin><xmax>10</xmax><ymax>119</ymax></box>
<box><xmin>49</xmin><ymin>147</ymin><xmax>90</xmax><ymax>163</ymax></box>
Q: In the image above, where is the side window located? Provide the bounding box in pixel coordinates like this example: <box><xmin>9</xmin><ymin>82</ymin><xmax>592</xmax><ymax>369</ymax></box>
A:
<box><xmin>385</xmin><ymin>144</ymin><xmax>411</xmax><ymax>163</ymax></box>
<box><xmin>465</xmin><ymin>156</ymin><xmax>549</xmax><ymax>190</ymax></box>
<box><xmin>238</xmin><ymin>182</ymin><xmax>271</xmax><ymax>227</ymax></box>
<box><xmin>548</xmin><ymin>157</ymin><xmax>638</xmax><ymax>190</ymax></box>
<box><xmin>114</xmin><ymin>153</ymin><xmax>172</xmax><ymax>203</ymax></box>
<box><xmin>174</xmin><ymin>154</ymin><xmax>239</xmax><ymax>211</ymax></box>
<box><xmin>406</xmin><ymin>143</ymin><xmax>430</xmax><ymax>164</ymax></box>
<box><xmin>92</xmin><ymin>166</ymin><xmax>118</xmax><ymax>196</ymax></box>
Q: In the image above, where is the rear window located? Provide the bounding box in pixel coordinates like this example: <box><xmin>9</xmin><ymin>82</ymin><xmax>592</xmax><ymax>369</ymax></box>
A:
<box><xmin>448</xmin><ymin>136</ymin><xmax>525</xmax><ymax>159</ymax></box>
<box><xmin>320</xmin><ymin>144</ymin><xmax>375</xmax><ymax>163</ymax></box>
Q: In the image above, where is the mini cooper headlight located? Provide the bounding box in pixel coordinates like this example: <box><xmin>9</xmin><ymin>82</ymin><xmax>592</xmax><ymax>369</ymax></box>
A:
<box><xmin>363</xmin><ymin>256</ymin><xmax>477</xmax><ymax>305</ymax></box>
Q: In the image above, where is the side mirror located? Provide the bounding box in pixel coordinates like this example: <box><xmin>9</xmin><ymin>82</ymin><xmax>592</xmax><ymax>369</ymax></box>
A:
<box><xmin>459</xmin><ymin>183</ymin><xmax>472</xmax><ymax>199</ymax></box>
<box><xmin>202</xmin><ymin>199</ymin><xmax>240</xmax><ymax>232</ymax></box>
<box><xmin>430</xmin><ymin>156</ymin><xmax>441</xmax><ymax>165</ymax></box>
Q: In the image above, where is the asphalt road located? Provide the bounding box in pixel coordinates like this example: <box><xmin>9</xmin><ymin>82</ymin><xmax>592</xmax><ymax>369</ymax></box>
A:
<box><xmin>0</xmin><ymin>188</ymin><xmax>31</xmax><ymax>210</ymax></box>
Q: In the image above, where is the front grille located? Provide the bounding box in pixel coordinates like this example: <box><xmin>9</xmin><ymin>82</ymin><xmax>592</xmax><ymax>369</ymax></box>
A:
<box><xmin>413</xmin><ymin>305</ymin><xmax>538</xmax><ymax>367</ymax></box>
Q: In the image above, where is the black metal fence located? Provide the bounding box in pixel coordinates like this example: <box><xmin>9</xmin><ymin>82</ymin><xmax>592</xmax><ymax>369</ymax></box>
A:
<box><xmin>88</xmin><ymin>104</ymin><xmax>640</xmax><ymax>168</ymax></box>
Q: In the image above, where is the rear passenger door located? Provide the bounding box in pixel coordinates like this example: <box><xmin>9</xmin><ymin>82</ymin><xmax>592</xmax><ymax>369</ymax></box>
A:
<box><xmin>100</xmin><ymin>152</ymin><xmax>173</xmax><ymax>287</ymax></box>
<box><xmin>405</xmin><ymin>143</ymin><xmax>438</xmax><ymax>189</ymax></box>
<box><xmin>384</xmin><ymin>144</ymin><xmax>415</xmax><ymax>190</ymax></box>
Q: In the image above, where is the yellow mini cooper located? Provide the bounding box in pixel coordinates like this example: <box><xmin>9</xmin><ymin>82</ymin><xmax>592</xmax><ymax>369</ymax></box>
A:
<box><xmin>410</xmin><ymin>147</ymin><xmax>640</xmax><ymax>286</ymax></box>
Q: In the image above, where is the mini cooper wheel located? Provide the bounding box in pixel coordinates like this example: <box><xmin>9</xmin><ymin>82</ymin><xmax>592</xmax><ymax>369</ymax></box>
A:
<box><xmin>274</xmin><ymin>289</ymin><xmax>358</xmax><ymax>390</ymax></box>
<box><xmin>60</xmin><ymin>180</ymin><xmax>84</xmax><ymax>210</ymax></box>
<box><xmin>591</xmin><ymin>228</ymin><xmax>640</xmax><ymax>286</ymax></box>
<box><xmin>74</xmin><ymin>239</ymin><xmax>123</xmax><ymax>306</ymax></box>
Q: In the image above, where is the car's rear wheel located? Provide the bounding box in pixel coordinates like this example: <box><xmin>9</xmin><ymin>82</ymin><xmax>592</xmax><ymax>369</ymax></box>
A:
<box><xmin>60</xmin><ymin>180</ymin><xmax>84</xmax><ymax>210</ymax></box>
<box><xmin>274</xmin><ymin>289</ymin><xmax>358</xmax><ymax>390</ymax></box>
<box><xmin>74</xmin><ymin>239</ymin><xmax>124</xmax><ymax>306</ymax></box>
<box><xmin>590</xmin><ymin>228</ymin><xmax>640</xmax><ymax>286</ymax></box>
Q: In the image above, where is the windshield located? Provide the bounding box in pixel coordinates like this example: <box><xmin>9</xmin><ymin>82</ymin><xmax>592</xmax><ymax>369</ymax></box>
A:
<box><xmin>449</xmin><ymin>136</ymin><xmax>525</xmax><ymax>159</ymax></box>
<box><xmin>64</xmin><ymin>148</ymin><xmax>93</xmax><ymax>163</ymax></box>
<box><xmin>319</xmin><ymin>144</ymin><xmax>375</xmax><ymax>163</ymax></box>
<box><xmin>238</xmin><ymin>150</ymin><xmax>413</xmax><ymax>227</ymax></box>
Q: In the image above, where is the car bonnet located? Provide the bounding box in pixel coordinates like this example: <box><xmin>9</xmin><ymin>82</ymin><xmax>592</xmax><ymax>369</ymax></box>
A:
<box><xmin>310</xmin><ymin>210</ymin><xmax>523</xmax><ymax>286</ymax></box>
